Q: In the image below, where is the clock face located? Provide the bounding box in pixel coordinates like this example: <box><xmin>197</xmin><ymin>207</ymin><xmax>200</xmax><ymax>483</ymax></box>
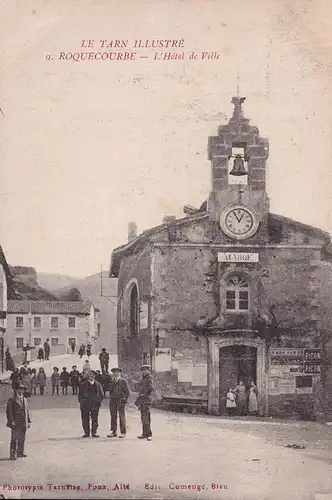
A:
<box><xmin>225</xmin><ymin>208</ymin><xmax>254</xmax><ymax>235</ymax></box>
<box><xmin>220</xmin><ymin>204</ymin><xmax>259</xmax><ymax>240</ymax></box>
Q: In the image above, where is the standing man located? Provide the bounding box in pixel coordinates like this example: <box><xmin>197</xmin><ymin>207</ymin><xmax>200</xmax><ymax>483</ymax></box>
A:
<box><xmin>70</xmin><ymin>339</ymin><xmax>76</xmax><ymax>355</ymax></box>
<box><xmin>107</xmin><ymin>368</ymin><xmax>130</xmax><ymax>439</ymax></box>
<box><xmin>6</xmin><ymin>383</ymin><xmax>31</xmax><ymax>460</ymax></box>
<box><xmin>135</xmin><ymin>365</ymin><xmax>154</xmax><ymax>441</ymax></box>
<box><xmin>43</xmin><ymin>338</ymin><xmax>50</xmax><ymax>361</ymax></box>
<box><xmin>86</xmin><ymin>343</ymin><xmax>92</xmax><ymax>358</ymax></box>
<box><xmin>99</xmin><ymin>348</ymin><xmax>110</xmax><ymax>375</ymax></box>
<box><xmin>78</xmin><ymin>370</ymin><xmax>104</xmax><ymax>438</ymax></box>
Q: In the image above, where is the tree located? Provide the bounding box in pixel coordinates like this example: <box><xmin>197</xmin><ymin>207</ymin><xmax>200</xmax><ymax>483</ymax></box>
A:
<box><xmin>66</xmin><ymin>288</ymin><xmax>82</xmax><ymax>301</ymax></box>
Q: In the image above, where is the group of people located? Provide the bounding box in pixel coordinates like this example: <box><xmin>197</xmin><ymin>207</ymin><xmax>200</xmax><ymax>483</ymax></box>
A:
<box><xmin>10</xmin><ymin>365</ymin><xmax>47</xmax><ymax>396</ymax></box>
<box><xmin>226</xmin><ymin>379</ymin><xmax>259</xmax><ymax>416</ymax></box>
<box><xmin>78</xmin><ymin>342</ymin><xmax>92</xmax><ymax>358</ymax></box>
<box><xmin>6</xmin><ymin>354</ymin><xmax>155</xmax><ymax>460</ymax></box>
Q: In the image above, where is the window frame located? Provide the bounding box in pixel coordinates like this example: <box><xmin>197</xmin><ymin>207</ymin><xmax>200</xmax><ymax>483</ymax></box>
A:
<box><xmin>15</xmin><ymin>316</ymin><xmax>24</xmax><ymax>329</ymax></box>
<box><xmin>68</xmin><ymin>316</ymin><xmax>76</xmax><ymax>329</ymax></box>
<box><xmin>16</xmin><ymin>337</ymin><xmax>24</xmax><ymax>349</ymax></box>
<box><xmin>33</xmin><ymin>336</ymin><xmax>42</xmax><ymax>347</ymax></box>
<box><xmin>224</xmin><ymin>275</ymin><xmax>250</xmax><ymax>313</ymax></box>
<box><xmin>51</xmin><ymin>337</ymin><xmax>59</xmax><ymax>347</ymax></box>
<box><xmin>129</xmin><ymin>284</ymin><xmax>139</xmax><ymax>337</ymax></box>
<box><xmin>50</xmin><ymin>316</ymin><xmax>59</xmax><ymax>329</ymax></box>
<box><xmin>33</xmin><ymin>316</ymin><xmax>42</xmax><ymax>329</ymax></box>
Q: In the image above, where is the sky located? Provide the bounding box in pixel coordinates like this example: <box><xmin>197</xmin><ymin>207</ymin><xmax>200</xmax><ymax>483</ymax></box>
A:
<box><xmin>1</xmin><ymin>0</ymin><xmax>332</xmax><ymax>277</ymax></box>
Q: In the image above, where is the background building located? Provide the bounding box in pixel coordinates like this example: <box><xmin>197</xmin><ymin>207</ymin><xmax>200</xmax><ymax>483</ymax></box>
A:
<box><xmin>110</xmin><ymin>96</ymin><xmax>332</xmax><ymax>419</ymax></box>
<box><xmin>6</xmin><ymin>300</ymin><xmax>100</xmax><ymax>358</ymax></box>
<box><xmin>0</xmin><ymin>245</ymin><xmax>12</xmax><ymax>372</ymax></box>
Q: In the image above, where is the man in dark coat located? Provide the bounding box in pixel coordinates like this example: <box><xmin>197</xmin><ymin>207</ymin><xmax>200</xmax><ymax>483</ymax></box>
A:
<box><xmin>99</xmin><ymin>348</ymin><xmax>110</xmax><ymax>375</ymax></box>
<box><xmin>106</xmin><ymin>368</ymin><xmax>130</xmax><ymax>438</ymax></box>
<box><xmin>43</xmin><ymin>339</ymin><xmax>50</xmax><ymax>361</ymax></box>
<box><xmin>135</xmin><ymin>365</ymin><xmax>154</xmax><ymax>441</ymax></box>
<box><xmin>6</xmin><ymin>383</ymin><xmax>31</xmax><ymax>460</ymax></box>
<box><xmin>78</xmin><ymin>370</ymin><xmax>104</xmax><ymax>438</ymax></box>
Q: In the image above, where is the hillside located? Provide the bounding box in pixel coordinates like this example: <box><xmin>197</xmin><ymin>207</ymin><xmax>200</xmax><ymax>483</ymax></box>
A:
<box><xmin>37</xmin><ymin>272</ymin><xmax>83</xmax><ymax>291</ymax></box>
<box><xmin>9</xmin><ymin>266</ymin><xmax>58</xmax><ymax>300</ymax></box>
<box><xmin>37</xmin><ymin>270</ymin><xmax>118</xmax><ymax>353</ymax></box>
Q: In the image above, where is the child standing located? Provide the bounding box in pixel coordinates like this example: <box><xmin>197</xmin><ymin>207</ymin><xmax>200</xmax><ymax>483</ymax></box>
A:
<box><xmin>51</xmin><ymin>367</ymin><xmax>60</xmax><ymax>396</ymax></box>
<box><xmin>60</xmin><ymin>367</ymin><xmax>70</xmax><ymax>395</ymax></box>
<box><xmin>20</xmin><ymin>368</ymin><xmax>32</xmax><ymax>398</ymax></box>
<box><xmin>6</xmin><ymin>383</ymin><xmax>31</xmax><ymax>460</ymax></box>
<box><xmin>69</xmin><ymin>365</ymin><xmax>80</xmax><ymax>395</ymax></box>
<box><xmin>226</xmin><ymin>387</ymin><xmax>237</xmax><ymax>416</ymax></box>
<box><xmin>37</xmin><ymin>367</ymin><xmax>46</xmax><ymax>395</ymax></box>
<box><xmin>30</xmin><ymin>369</ymin><xmax>37</xmax><ymax>395</ymax></box>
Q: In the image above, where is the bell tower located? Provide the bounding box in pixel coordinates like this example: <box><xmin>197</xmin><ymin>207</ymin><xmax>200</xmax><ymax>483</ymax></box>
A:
<box><xmin>207</xmin><ymin>95</ymin><xmax>270</xmax><ymax>242</ymax></box>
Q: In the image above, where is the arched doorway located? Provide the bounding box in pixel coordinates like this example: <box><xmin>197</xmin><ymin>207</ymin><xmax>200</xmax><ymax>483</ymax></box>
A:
<box><xmin>219</xmin><ymin>345</ymin><xmax>257</xmax><ymax>413</ymax></box>
<box><xmin>208</xmin><ymin>336</ymin><xmax>266</xmax><ymax>416</ymax></box>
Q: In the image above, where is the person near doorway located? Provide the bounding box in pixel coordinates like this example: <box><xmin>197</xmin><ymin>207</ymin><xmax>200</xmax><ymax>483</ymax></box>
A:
<box><xmin>135</xmin><ymin>365</ymin><xmax>154</xmax><ymax>441</ymax></box>
<box><xmin>5</xmin><ymin>348</ymin><xmax>15</xmax><ymax>372</ymax></box>
<box><xmin>86</xmin><ymin>343</ymin><xmax>92</xmax><ymax>358</ymax></box>
<box><xmin>70</xmin><ymin>339</ymin><xmax>76</xmax><ymax>354</ymax></box>
<box><xmin>99</xmin><ymin>348</ymin><xmax>110</xmax><ymax>375</ymax></box>
<box><xmin>6</xmin><ymin>383</ymin><xmax>31</xmax><ymax>460</ymax></box>
<box><xmin>43</xmin><ymin>339</ymin><xmax>50</xmax><ymax>361</ymax></box>
<box><xmin>248</xmin><ymin>381</ymin><xmax>259</xmax><ymax>415</ymax></box>
<box><xmin>78</xmin><ymin>344</ymin><xmax>85</xmax><ymax>358</ymax></box>
<box><xmin>78</xmin><ymin>370</ymin><xmax>104</xmax><ymax>438</ymax></box>
<box><xmin>235</xmin><ymin>380</ymin><xmax>247</xmax><ymax>416</ymax></box>
<box><xmin>107</xmin><ymin>368</ymin><xmax>130</xmax><ymax>439</ymax></box>
<box><xmin>226</xmin><ymin>388</ymin><xmax>237</xmax><ymax>416</ymax></box>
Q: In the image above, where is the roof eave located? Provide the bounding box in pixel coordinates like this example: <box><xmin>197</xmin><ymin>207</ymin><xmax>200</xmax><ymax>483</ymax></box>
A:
<box><xmin>109</xmin><ymin>212</ymin><xmax>209</xmax><ymax>277</ymax></box>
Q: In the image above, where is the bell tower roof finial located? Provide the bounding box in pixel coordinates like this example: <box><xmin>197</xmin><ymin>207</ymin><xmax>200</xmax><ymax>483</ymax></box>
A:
<box><xmin>231</xmin><ymin>73</ymin><xmax>246</xmax><ymax>118</ymax></box>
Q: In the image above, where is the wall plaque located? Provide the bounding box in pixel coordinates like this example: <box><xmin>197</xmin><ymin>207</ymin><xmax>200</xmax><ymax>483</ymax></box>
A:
<box><xmin>218</xmin><ymin>252</ymin><xmax>259</xmax><ymax>263</ymax></box>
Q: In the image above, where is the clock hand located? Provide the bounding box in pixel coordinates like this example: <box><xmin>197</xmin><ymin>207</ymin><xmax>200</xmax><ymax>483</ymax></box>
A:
<box><xmin>233</xmin><ymin>212</ymin><xmax>241</xmax><ymax>223</ymax></box>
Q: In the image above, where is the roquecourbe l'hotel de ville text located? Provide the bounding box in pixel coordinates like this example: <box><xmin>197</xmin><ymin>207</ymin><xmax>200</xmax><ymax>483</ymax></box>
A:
<box><xmin>110</xmin><ymin>95</ymin><xmax>332</xmax><ymax>419</ymax></box>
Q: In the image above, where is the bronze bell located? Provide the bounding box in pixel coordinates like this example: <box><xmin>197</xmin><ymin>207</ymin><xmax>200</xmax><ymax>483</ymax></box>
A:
<box><xmin>229</xmin><ymin>154</ymin><xmax>248</xmax><ymax>176</ymax></box>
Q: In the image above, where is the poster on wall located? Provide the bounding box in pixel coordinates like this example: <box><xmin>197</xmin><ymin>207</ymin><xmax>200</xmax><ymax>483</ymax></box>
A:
<box><xmin>270</xmin><ymin>348</ymin><xmax>303</xmax><ymax>366</ymax></box>
<box><xmin>178</xmin><ymin>359</ymin><xmax>193</xmax><ymax>383</ymax></box>
<box><xmin>192</xmin><ymin>363</ymin><xmax>208</xmax><ymax>386</ymax></box>
<box><xmin>269</xmin><ymin>376</ymin><xmax>296</xmax><ymax>395</ymax></box>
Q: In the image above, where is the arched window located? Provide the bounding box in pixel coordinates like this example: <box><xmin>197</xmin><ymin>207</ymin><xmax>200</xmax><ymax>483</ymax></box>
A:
<box><xmin>130</xmin><ymin>284</ymin><xmax>139</xmax><ymax>336</ymax></box>
<box><xmin>225</xmin><ymin>276</ymin><xmax>249</xmax><ymax>312</ymax></box>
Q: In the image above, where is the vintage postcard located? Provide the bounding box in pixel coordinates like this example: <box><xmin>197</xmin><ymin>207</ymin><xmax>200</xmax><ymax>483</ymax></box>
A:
<box><xmin>1</xmin><ymin>1</ymin><xmax>332</xmax><ymax>499</ymax></box>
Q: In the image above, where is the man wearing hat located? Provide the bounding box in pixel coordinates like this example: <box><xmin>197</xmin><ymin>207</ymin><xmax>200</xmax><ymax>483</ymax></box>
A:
<box><xmin>135</xmin><ymin>365</ymin><xmax>154</xmax><ymax>441</ymax></box>
<box><xmin>6</xmin><ymin>383</ymin><xmax>31</xmax><ymax>460</ymax></box>
<box><xmin>78</xmin><ymin>370</ymin><xmax>104</xmax><ymax>438</ymax></box>
<box><xmin>107</xmin><ymin>368</ymin><xmax>130</xmax><ymax>438</ymax></box>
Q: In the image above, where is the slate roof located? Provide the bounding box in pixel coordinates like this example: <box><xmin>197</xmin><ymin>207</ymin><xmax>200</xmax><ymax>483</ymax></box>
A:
<box><xmin>8</xmin><ymin>300</ymin><xmax>93</xmax><ymax>315</ymax></box>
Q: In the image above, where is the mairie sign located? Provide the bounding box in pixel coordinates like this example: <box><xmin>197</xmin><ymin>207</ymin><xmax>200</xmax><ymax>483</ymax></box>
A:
<box><xmin>218</xmin><ymin>252</ymin><xmax>259</xmax><ymax>263</ymax></box>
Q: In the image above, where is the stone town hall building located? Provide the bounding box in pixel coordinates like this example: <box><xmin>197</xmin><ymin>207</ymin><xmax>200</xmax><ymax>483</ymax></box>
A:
<box><xmin>110</xmin><ymin>96</ymin><xmax>332</xmax><ymax>419</ymax></box>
